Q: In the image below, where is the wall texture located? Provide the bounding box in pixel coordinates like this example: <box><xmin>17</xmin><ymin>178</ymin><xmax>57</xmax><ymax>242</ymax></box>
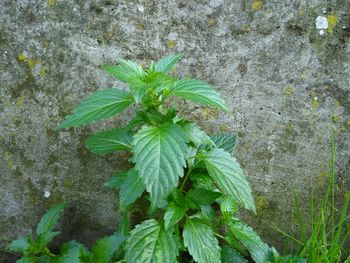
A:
<box><xmin>1</xmin><ymin>0</ymin><xmax>350</xmax><ymax>257</ymax></box>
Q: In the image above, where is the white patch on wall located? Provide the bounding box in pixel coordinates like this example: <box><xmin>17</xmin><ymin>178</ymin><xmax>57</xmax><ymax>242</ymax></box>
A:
<box><xmin>44</xmin><ymin>189</ymin><xmax>51</xmax><ymax>198</ymax></box>
<box><xmin>316</xmin><ymin>16</ymin><xmax>328</xmax><ymax>35</ymax></box>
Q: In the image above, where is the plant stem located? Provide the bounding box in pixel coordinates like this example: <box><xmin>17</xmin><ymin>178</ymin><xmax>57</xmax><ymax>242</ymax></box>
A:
<box><xmin>175</xmin><ymin>224</ymin><xmax>183</xmax><ymax>263</ymax></box>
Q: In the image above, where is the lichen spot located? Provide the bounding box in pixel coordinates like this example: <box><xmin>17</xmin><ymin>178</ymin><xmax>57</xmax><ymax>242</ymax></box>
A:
<box><xmin>166</xmin><ymin>40</ymin><xmax>176</xmax><ymax>49</ymax></box>
<box><xmin>15</xmin><ymin>96</ymin><xmax>26</xmax><ymax>108</ymax></box>
<box><xmin>284</xmin><ymin>85</ymin><xmax>294</xmax><ymax>96</ymax></box>
<box><xmin>207</xmin><ymin>18</ymin><xmax>218</xmax><ymax>26</ymax></box>
<box><xmin>48</xmin><ymin>0</ymin><xmax>56</xmax><ymax>6</ymax></box>
<box><xmin>40</xmin><ymin>67</ymin><xmax>47</xmax><ymax>77</ymax></box>
<box><xmin>327</xmin><ymin>14</ymin><xmax>337</xmax><ymax>33</ymax></box>
<box><xmin>252</xmin><ymin>0</ymin><xmax>263</xmax><ymax>11</ymax></box>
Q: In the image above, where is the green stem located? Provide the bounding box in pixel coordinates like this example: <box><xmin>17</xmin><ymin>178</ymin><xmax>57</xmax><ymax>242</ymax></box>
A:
<box><xmin>180</xmin><ymin>160</ymin><xmax>201</xmax><ymax>191</ymax></box>
<box><xmin>175</xmin><ymin>224</ymin><xmax>183</xmax><ymax>263</ymax></box>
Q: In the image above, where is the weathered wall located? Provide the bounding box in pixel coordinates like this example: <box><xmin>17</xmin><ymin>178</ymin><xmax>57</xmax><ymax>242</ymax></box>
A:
<box><xmin>1</xmin><ymin>0</ymin><xmax>350</xmax><ymax>256</ymax></box>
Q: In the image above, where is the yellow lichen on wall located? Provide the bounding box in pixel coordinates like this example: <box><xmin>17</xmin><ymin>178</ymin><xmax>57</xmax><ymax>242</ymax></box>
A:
<box><xmin>327</xmin><ymin>14</ymin><xmax>338</xmax><ymax>33</ymax></box>
<box><xmin>252</xmin><ymin>0</ymin><xmax>263</xmax><ymax>11</ymax></box>
<box><xmin>15</xmin><ymin>96</ymin><xmax>26</xmax><ymax>108</ymax></box>
<box><xmin>48</xmin><ymin>0</ymin><xmax>56</xmax><ymax>6</ymax></box>
<box><xmin>166</xmin><ymin>40</ymin><xmax>176</xmax><ymax>49</ymax></box>
<box><xmin>284</xmin><ymin>85</ymin><xmax>294</xmax><ymax>96</ymax></box>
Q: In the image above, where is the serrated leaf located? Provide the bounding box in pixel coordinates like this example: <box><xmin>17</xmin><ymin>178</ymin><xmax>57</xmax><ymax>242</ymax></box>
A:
<box><xmin>164</xmin><ymin>203</ymin><xmax>186</xmax><ymax>230</ymax></box>
<box><xmin>36</xmin><ymin>203</ymin><xmax>65</xmax><ymax>235</ymax></box>
<box><xmin>126</xmin><ymin>219</ymin><xmax>177</xmax><ymax>263</ymax></box>
<box><xmin>104</xmin><ymin>59</ymin><xmax>145</xmax><ymax>83</ymax></box>
<box><xmin>127</xmin><ymin>77</ymin><xmax>151</xmax><ymax>103</ymax></box>
<box><xmin>85</xmin><ymin>128</ymin><xmax>132</xmax><ymax>155</ymax></box>
<box><xmin>104</xmin><ymin>171</ymin><xmax>128</xmax><ymax>189</ymax></box>
<box><xmin>186</xmin><ymin>188</ymin><xmax>221</xmax><ymax>209</ymax></box>
<box><xmin>230</xmin><ymin>221</ymin><xmax>269</xmax><ymax>263</ymax></box>
<box><xmin>204</xmin><ymin>148</ymin><xmax>255</xmax><ymax>212</ymax></box>
<box><xmin>34</xmin><ymin>231</ymin><xmax>60</xmax><ymax>251</ymax></box>
<box><xmin>56</xmin><ymin>89</ymin><xmax>134</xmax><ymax>129</ymax></box>
<box><xmin>197</xmin><ymin>205</ymin><xmax>215</xmax><ymax>223</ymax></box>
<box><xmin>53</xmin><ymin>241</ymin><xmax>84</xmax><ymax>263</ymax></box>
<box><xmin>132</xmin><ymin>123</ymin><xmax>188</xmax><ymax>205</ymax></box>
<box><xmin>211</xmin><ymin>133</ymin><xmax>237</xmax><ymax>154</ymax></box>
<box><xmin>119</xmin><ymin>168</ymin><xmax>145</xmax><ymax>210</ymax></box>
<box><xmin>6</xmin><ymin>237</ymin><xmax>30</xmax><ymax>253</ymax></box>
<box><xmin>92</xmin><ymin>235</ymin><xmax>125</xmax><ymax>263</ymax></box>
<box><xmin>154</xmin><ymin>53</ymin><xmax>183</xmax><ymax>73</ymax></box>
<box><xmin>221</xmin><ymin>246</ymin><xmax>248</xmax><ymax>263</ymax></box>
<box><xmin>181</xmin><ymin>122</ymin><xmax>211</xmax><ymax>147</ymax></box>
<box><xmin>170</xmin><ymin>79</ymin><xmax>228</xmax><ymax>111</ymax></box>
<box><xmin>183</xmin><ymin>218</ymin><xmax>221</xmax><ymax>263</ymax></box>
<box><xmin>219</xmin><ymin>195</ymin><xmax>239</xmax><ymax>215</ymax></box>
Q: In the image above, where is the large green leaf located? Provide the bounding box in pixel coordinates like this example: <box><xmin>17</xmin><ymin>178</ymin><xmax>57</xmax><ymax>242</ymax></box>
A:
<box><xmin>126</xmin><ymin>219</ymin><xmax>177</xmax><ymax>263</ymax></box>
<box><xmin>36</xmin><ymin>203</ymin><xmax>65</xmax><ymax>235</ymax></box>
<box><xmin>6</xmin><ymin>236</ymin><xmax>30</xmax><ymax>253</ymax></box>
<box><xmin>56</xmin><ymin>89</ymin><xmax>134</xmax><ymax>129</ymax></box>
<box><xmin>91</xmin><ymin>235</ymin><xmax>125</xmax><ymax>263</ymax></box>
<box><xmin>221</xmin><ymin>246</ymin><xmax>248</xmax><ymax>263</ymax></box>
<box><xmin>230</xmin><ymin>221</ymin><xmax>269</xmax><ymax>263</ymax></box>
<box><xmin>132</xmin><ymin>123</ymin><xmax>188</xmax><ymax>205</ymax></box>
<box><xmin>183</xmin><ymin>218</ymin><xmax>221</xmax><ymax>263</ymax></box>
<box><xmin>186</xmin><ymin>188</ymin><xmax>221</xmax><ymax>209</ymax></box>
<box><xmin>211</xmin><ymin>133</ymin><xmax>237</xmax><ymax>154</ymax></box>
<box><xmin>204</xmin><ymin>148</ymin><xmax>255</xmax><ymax>212</ymax></box>
<box><xmin>164</xmin><ymin>203</ymin><xmax>186</xmax><ymax>230</ymax></box>
<box><xmin>104</xmin><ymin>59</ymin><xmax>145</xmax><ymax>83</ymax></box>
<box><xmin>119</xmin><ymin>168</ymin><xmax>145</xmax><ymax>210</ymax></box>
<box><xmin>104</xmin><ymin>171</ymin><xmax>128</xmax><ymax>189</ymax></box>
<box><xmin>85</xmin><ymin>128</ymin><xmax>132</xmax><ymax>155</ymax></box>
<box><xmin>169</xmin><ymin>79</ymin><xmax>228</xmax><ymax>111</ymax></box>
<box><xmin>154</xmin><ymin>53</ymin><xmax>183</xmax><ymax>73</ymax></box>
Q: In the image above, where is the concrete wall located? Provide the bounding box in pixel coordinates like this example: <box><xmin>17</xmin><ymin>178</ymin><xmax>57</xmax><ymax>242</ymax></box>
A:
<box><xmin>1</xmin><ymin>0</ymin><xmax>349</xmax><ymax>256</ymax></box>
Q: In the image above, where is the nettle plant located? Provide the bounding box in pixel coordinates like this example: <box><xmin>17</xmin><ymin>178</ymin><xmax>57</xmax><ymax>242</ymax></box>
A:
<box><xmin>57</xmin><ymin>54</ymin><xmax>274</xmax><ymax>262</ymax></box>
<box><xmin>8</xmin><ymin>54</ymin><xmax>300</xmax><ymax>263</ymax></box>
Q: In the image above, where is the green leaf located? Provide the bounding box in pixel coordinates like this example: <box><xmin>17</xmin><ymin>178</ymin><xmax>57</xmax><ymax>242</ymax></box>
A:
<box><xmin>127</xmin><ymin>77</ymin><xmax>151</xmax><ymax>103</ymax></box>
<box><xmin>204</xmin><ymin>148</ymin><xmax>255</xmax><ymax>212</ymax></box>
<box><xmin>132</xmin><ymin>123</ymin><xmax>188</xmax><ymax>205</ymax></box>
<box><xmin>56</xmin><ymin>89</ymin><xmax>134</xmax><ymax>129</ymax></box>
<box><xmin>85</xmin><ymin>128</ymin><xmax>132</xmax><ymax>155</ymax></box>
<box><xmin>34</xmin><ymin>231</ymin><xmax>60</xmax><ymax>251</ymax></box>
<box><xmin>126</xmin><ymin>219</ymin><xmax>178</xmax><ymax>263</ymax></box>
<box><xmin>164</xmin><ymin>203</ymin><xmax>186</xmax><ymax>230</ymax></box>
<box><xmin>219</xmin><ymin>195</ymin><xmax>239</xmax><ymax>216</ymax></box>
<box><xmin>221</xmin><ymin>246</ymin><xmax>248</xmax><ymax>263</ymax></box>
<box><xmin>6</xmin><ymin>237</ymin><xmax>30</xmax><ymax>253</ymax></box>
<box><xmin>53</xmin><ymin>241</ymin><xmax>84</xmax><ymax>263</ymax></box>
<box><xmin>197</xmin><ymin>205</ymin><xmax>215</xmax><ymax>223</ymax></box>
<box><xmin>230</xmin><ymin>221</ymin><xmax>269</xmax><ymax>263</ymax></box>
<box><xmin>183</xmin><ymin>218</ymin><xmax>221</xmax><ymax>263</ymax></box>
<box><xmin>181</xmin><ymin>122</ymin><xmax>211</xmax><ymax>147</ymax></box>
<box><xmin>119</xmin><ymin>168</ymin><xmax>145</xmax><ymax>210</ymax></box>
<box><xmin>186</xmin><ymin>188</ymin><xmax>221</xmax><ymax>209</ymax></box>
<box><xmin>104</xmin><ymin>59</ymin><xmax>145</xmax><ymax>83</ymax></box>
<box><xmin>170</xmin><ymin>79</ymin><xmax>228</xmax><ymax>111</ymax></box>
<box><xmin>36</xmin><ymin>203</ymin><xmax>65</xmax><ymax>235</ymax></box>
<box><xmin>211</xmin><ymin>133</ymin><xmax>237</xmax><ymax>154</ymax></box>
<box><xmin>104</xmin><ymin>171</ymin><xmax>128</xmax><ymax>189</ymax></box>
<box><xmin>91</xmin><ymin>235</ymin><xmax>125</xmax><ymax>263</ymax></box>
<box><xmin>154</xmin><ymin>53</ymin><xmax>183</xmax><ymax>73</ymax></box>
<box><xmin>17</xmin><ymin>257</ymin><xmax>36</xmax><ymax>263</ymax></box>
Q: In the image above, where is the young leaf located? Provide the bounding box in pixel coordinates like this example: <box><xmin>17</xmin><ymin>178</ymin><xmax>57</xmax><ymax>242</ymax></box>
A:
<box><xmin>183</xmin><ymin>218</ymin><xmax>221</xmax><ymax>263</ymax></box>
<box><xmin>36</xmin><ymin>203</ymin><xmax>65</xmax><ymax>235</ymax></box>
<box><xmin>6</xmin><ymin>236</ymin><xmax>30</xmax><ymax>253</ymax></box>
<box><xmin>164</xmin><ymin>203</ymin><xmax>186</xmax><ymax>230</ymax></box>
<box><xmin>154</xmin><ymin>53</ymin><xmax>183</xmax><ymax>73</ymax></box>
<box><xmin>221</xmin><ymin>246</ymin><xmax>248</xmax><ymax>263</ymax></box>
<box><xmin>34</xmin><ymin>231</ymin><xmax>60</xmax><ymax>251</ymax></box>
<box><xmin>132</xmin><ymin>123</ymin><xmax>188</xmax><ymax>206</ymax></box>
<box><xmin>104</xmin><ymin>171</ymin><xmax>128</xmax><ymax>189</ymax></box>
<box><xmin>230</xmin><ymin>221</ymin><xmax>269</xmax><ymax>263</ymax></box>
<box><xmin>204</xmin><ymin>148</ymin><xmax>255</xmax><ymax>212</ymax></box>
<box><xmin>53</xmin><ymin>241</ymin><xmax>84</xmax><ymax>263</ymax></box>
<box><xmin>211</xmin><ymin>133</ymin><xmax>237</xmax><ymax>154</ymax></box>
<box><xmin>85</xmin><ymin>128</ymin><xmax>132</xmax><ymax>155</ymax></box>
<box><xmin>91</xmin><ymin>235</ymin><xmax>125</xmax><ymax>263</ymax></box>
<box><xmin>181</xmin><ymin>122</ymin><xmax>211</xmax><ymax>147</ymax></box>
<box><xmin>186</xmin><ymin>188</ymin><xmax>221</xmax><ymax>209</ymax></box>
<box><xmin>56</xmin><ymin>89</ymin><xmax>134</xmax><ymax>129</ymax></box>
<box><xmin>169</xmin><ymin>79</ymin><xmax>228</xmax><ymax>111</ymax></box>
<box><xmin>119</xmin><ymin>168</ymin><xmax>145</xmax><ymax>210</ymax></box>
<box><xmin>126</xmin><ymin>219</ymin><xmax>178</xmax><ymax>263</ymax></box>
<box><xmin>219</xmin><ymin>195</ymin><xmax>239</xmax><ymax>216</ymax></box>
<box><xmin>104</xmin><ymin>59</ymin><xmax>145</xmax><ymax>83</ymax></box>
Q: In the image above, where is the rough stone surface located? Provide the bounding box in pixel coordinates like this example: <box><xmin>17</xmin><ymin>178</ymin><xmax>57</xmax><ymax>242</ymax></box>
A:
<box><xmin>1</xmin><ymin>0</ymin><xmax>350</xmax><ymax>258</ymax></box>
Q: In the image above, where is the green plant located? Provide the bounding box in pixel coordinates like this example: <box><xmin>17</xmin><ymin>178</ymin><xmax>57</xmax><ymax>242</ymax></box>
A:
<box><xmin>55</xmin><ymin>54</ymin><xmax>280</xmax><ymax>262</ymax></box>
<box><xmin>273</xmin><ymin>128</ymin><xmax>350</xmax><ymax>263</ymax></box>
<box><xmin>6</xmin><ymin>203</ymin><xmax>125</xmax><ymax>263</ymax></box>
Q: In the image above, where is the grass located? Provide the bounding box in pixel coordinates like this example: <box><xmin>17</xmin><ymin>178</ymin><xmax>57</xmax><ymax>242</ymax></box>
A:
<box><xmin>273</xmin><ymin>127</ymin><xmax>350</xmax><ymax>263</ymax></box>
